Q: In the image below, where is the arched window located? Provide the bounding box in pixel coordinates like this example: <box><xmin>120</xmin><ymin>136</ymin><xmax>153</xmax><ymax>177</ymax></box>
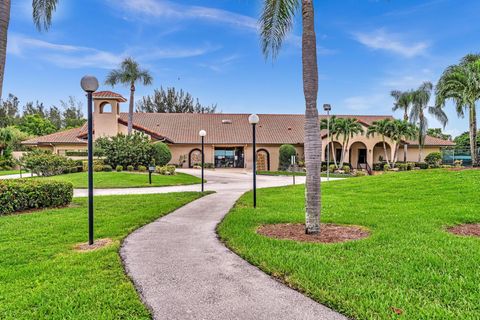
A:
<box><xmin>189</xmin><ymin>148</ymin><xmax>202</xmax><ymax>168</ymax></box>
<box><xmin>256</xmin><ymin>149</ymin><xmax>270</xmax><ymax>171</ymax></box>
<box><xmin>99</xmin><ymin>102</ymin><xmax>113</xmax><ymax>114</ymax></box>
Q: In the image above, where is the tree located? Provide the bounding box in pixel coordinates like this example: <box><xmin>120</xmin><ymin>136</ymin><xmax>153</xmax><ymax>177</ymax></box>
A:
<box><xmin>17</xmin><ymin>114</ymin><xmax>56</xmax><ymax>136</ymax></box>
<box><xmin>391</xmin><ymin>90</ymin><xmax>413</xmax><ymax>121</ymax></box>
<box><xmin>23</xmin><ymin>101</ymin><xmax>47</xmax><ymax>118</ymax></box>
<box><xmin>410</xmin><ymin>81</ymin><xmax>448</xmax><ymax>162</ymax></box>
<box><xmin>47</xmin><ymin>105</ymin><xmax>62</xmax><ymax>130</ymax></box>
<box><xmin>60</xmin><ymin>96</ymin><xmax>85</xmax><ymax>128</ymax></box>
<box><xmin>105</xmin><ymin>58</ymin><xmax>153</xmax><ymax>134</ymax></box>
<box><xmin>137</xmin><ymin>87</ymin><xmax>217</xmax><ymax>113</ymax></box>
<box><xmin>436</xmin><ymin>54</ymin><xmax>480</xmax><ymax>166</ymax></box>
<box><xmin>386</xmin><ymin>119</ymin><xmax>418</xmax><ymax>167</ymax></box>
<box><xmin>260</xmin><ymin>0</ymin><xmax>322</xmax><ymax>234</ymax></box>
<box><xmin>453</xmin><ymin>131</ymin><xmax>480</xmax><ymax>152</ymax></box>
<box><xmin>0</xmin><ymin>0</ymin><xmax>59</xmax><ymax>99</ymax></box>
<box><xmin>0</xmin><ymin>126</ymin><xmax>13</xmax><ymax>156</ymax></box>
<box><xmin>427</xmin><ymin>128</ymin><xmax>452</xmax><ymax>141</ymax></box>
<box><xmin>335</xmin><ymin>118</ymin><xmax>364</xmax><ymax>167</ymax></box>
<box><xmin>151</xmin><ymin>142</ymin><xmax>172</xmax><ymax>166</ymax></box>
<box><xmin>278</xmin><ymin>144</ymin><xmax>297</xmax><ymax>171</ymax></box>
<box><xmin>367</xmin><ymin>119</ymin><xmax>394</xmax><ymax>166</ymax></box>
<box><xmin>320</xmin><ymin>115</ymin><xmax>340</xmax><ymax>168</ymax></box>
<box><xmin>0</xmin><ymin>94</ymin><xmax>19</xmax><ymax>127</ymax></box>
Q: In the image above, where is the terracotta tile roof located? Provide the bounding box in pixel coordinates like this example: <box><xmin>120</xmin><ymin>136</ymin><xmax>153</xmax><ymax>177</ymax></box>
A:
<box><xmin>22</xmin><ymin>127</ymin><xmax>87</xmax><ymax>145</ymax></box>
<box><xmin>92</xmin><ymin>91</ymin><xmax>127</xmax><ymax>102</ymax></box>
<box><xmin>406</xmin><ymin>135</ymin><xmax>455</xmax><ymax>146</ymax></box>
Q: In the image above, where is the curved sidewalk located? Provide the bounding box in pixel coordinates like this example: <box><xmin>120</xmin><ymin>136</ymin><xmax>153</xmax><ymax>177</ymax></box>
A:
<box><xmin>120</xmin><ymin>170</ymin><xmax>347</xmax><ymax>320</ymax></box>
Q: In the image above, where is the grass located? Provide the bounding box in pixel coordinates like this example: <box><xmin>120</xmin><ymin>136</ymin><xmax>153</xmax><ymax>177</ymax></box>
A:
<box><xmin>257</xmin><ymin>170</ymin><xmax>353</xmax><ymax>178</ymax></box>
<box><xmin>217</xmin><ymin>169</ymin><xmax>480</xmax><ymax>319</ymax></box>
<box><xmin>0</xmin><ymin>170</ymin><xmax>28</xmax><ymax>176</ymax></box>
<box><xmin>33</xmin><ymin>171</ymin><xmax>202</xmax><ymax>188</ymax></box>
<box><xmin>0</xmin><ymin>192</ymin><xmax>206</xmax><ymax>319</ymax></box>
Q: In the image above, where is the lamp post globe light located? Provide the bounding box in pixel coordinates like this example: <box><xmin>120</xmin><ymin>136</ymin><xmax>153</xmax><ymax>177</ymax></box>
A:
<box><xmin>81</xmin><ymin>75</ymin><xmax>99</xmax><ymax>246</ymax></box>
<box><xmin>323</xmin><ymin>104</ymin><xmax>332</xmax><ymax>182</ymax></box>
<box><xmin>199</xmin><ymin>130</ymin><xmax>206</xmax><ymax>192</ymax></box>
<box><xmin>248</xmin><ymin>114</ymin><xmax>259</xmax><ymax>208</ymax></box>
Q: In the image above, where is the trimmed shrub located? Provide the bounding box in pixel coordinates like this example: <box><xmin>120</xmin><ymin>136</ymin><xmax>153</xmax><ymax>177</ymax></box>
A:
<box><xmin>454</xmin><ymin>160</ymin><xmax>463</xmax><ymax>167</ymax></box>
<box><xmin>355</xmin><ymin>171</ymin><xmax>367</xmax><ymax>177</ymax></box>
<box><xmin>103</xmin><ymin>165</ymin><xmax>113</xmax><ymax>172</ymax></box>
<box><xmin>155</xmin><ymin>165</ymin><xmax>176</xmax><ymax>175</ymax></box>
<box><xmin>329</xmin><ymin>164</ymin><xmax>336</xmax><ymax>172</ymax></box>
<box><xmin>127</xmin><ymin>165</ymin><xmax>134</xmax><ymax>172</ymax></box>
<box><xmin>398</xmin><ymin>163</ymin><xmax>408</xmax><ymax>171</ymax></box>
<box><xmin>93</xmin><ymin>164</ymin><xmax>104</xmax><ymax>172</ymax></box>
<box><xmin>407</xmin><ymin>162</ymin><xmax>415</xmax><ymax>171</ymax></box>
<box><xmin>0</xmin><ymin>179</ymin><xmax>73</xmax><ymax>215</ymax></box>
<box><xmin>193</xmin><ymin>162</ymin><xmax>214</xmax><ymax>169</ymax></box>
<box><xmin>342</xmin><ymin>165</ymin><xmax>351</xmax><ymax>174</ymax></box>
<box><xmin>138</xmin><ymin>165</ymin><xmax>147</xmax><ymax>172</ymax></box>
<box><xmin>82</xmin><ymin>159</ymin><xmax>104</xmax><ymax>172</ymax></box>
<box><xmin>22</xmin><ymin>150</ymin><xmax>75</xmax><ymax>177</ymax></box>
<box><xmin>415</xmin><ymin>162</ymin><xmax>428</xmax><ymax>169</ymax></box>
<box><xmin>383</xmin><ymin>163</ymin><xmax>391</xmax><ymax>171</ymax></box>
<box><xmin>152</xmin><ymin>142</ymin><xmax>172</xmax><ymax>166</ymax></box>
<box><xmin>116</xmin><ymin>165</ymin><xmax>123</xmax><ymax>172</ymax></box>
<box><xmin>424</xmin><ymin>152</ymin><xmax>442</xmax><ymax>168</ymax></box>
<box><xmin>278</xmin><ymin>144</ymin><xmax>297</xmax><ymax>171</ymax></box>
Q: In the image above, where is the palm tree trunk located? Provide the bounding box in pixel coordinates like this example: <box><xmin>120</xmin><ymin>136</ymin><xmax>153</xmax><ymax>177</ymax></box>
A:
<box><xmin>330</xmin><ymin>140</ymin><xmax>338</xmax><ymax>167</ymax></box>
<box><xmin>302</xmin><ymin>0</ymin><xmax>321</xmax><ymax>235</ymax></box>
<box><xmin>469</xmin><ymin>104</ymin><xmax>478</xmax><ymax>166</ymax></box>
<box><xmin>0</xmin><ymin>0</ymin><xmax>11</xmax><ymax>100</ymax></box>
<box><xmin>128</xmin><ymin>83</ymin><xmax>135</xmax><ymax>134</ymax></box>
<box><xmin>403</xmin><ymin>109</ymin><xmax>408</xmax><ymax>121</ymax></box>
<box><xmin>382</xmin><ymin>137</ymin><xmax>390</xmax><ymax>165</ymax></box>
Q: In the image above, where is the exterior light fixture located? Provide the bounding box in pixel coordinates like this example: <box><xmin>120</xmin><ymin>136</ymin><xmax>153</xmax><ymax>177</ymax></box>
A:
<box><xmin>199</xmin><ymin>130</ymin><xmax>207</xmax><ymax>192</ymax></box>
<box><xmin>80</xmin><ymin>75</ymin><xmax>99</xmax><ymax>245</ymax></box>
<box><xmin>248</xmin><ymin>114</ymin><xmax>259</xmax><ymax>208</ymax></box>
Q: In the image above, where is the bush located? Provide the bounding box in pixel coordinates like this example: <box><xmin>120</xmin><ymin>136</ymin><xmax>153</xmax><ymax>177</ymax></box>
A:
<box><xmin>278</xmin><ymin>144</ymin><xmax>296</xmax><ymax>171</ymax></box>
<box><xmin>116</xmin><ymin>165</ymin><xmax>123</xmax><ymax>172</ymax></box>
<box><xmin>95</xmin><ymin>133</ymin><xmax>154</xmax><ymax>168</ymax></box>
<box><xmin>138</xmin><ymin>165</ymin><xmax>147</xmax><ymax>172</ymax></box>
<box><xmin>193</xmin><ymin>162</ymin><xmax>214</xmax><ymax>169</ymax></box>
<box><xmin>342</xmin><ymin>165</ymin><xmax>350</xmax><ymax>174</ymax></box>
<box><xmin>103</xmin><ymin>165</ymin><xmax>113</xmax><ymax>172</ymax></box>
<box><xmin>355</xmin><ymin>171</ymin><xmax>367</xmax><ymax>177</ymax></box>
<box><xmin>127</xmin><ymin>165</ymin><xmax>134</xmax><ymax>172</ymax></box>
<box><xmin>424</xmin><ymin>152</ymin><xmax>442</xmax><ymax>168</ymax></box>
<box><xmin>152</xmin><ymin>142</ymin><xmax>172</xmax><ymax>166</ymax></box>
<box><xmin>415</xmin><ymin>162</ymin><xmax>428</xmax><ymax>169</ymax></box>
<box><xmin>383</xmin><ymin>163</ymin><xmax>391</xmax><ymax>171</ymax></box>
<box><xmin>407</xmin><ymin>162</ymin><xmax>415</xmax><ymax>171</ymax></box>
<box><xmin>94</xmin><ymin>164</ymin><xmax>104</xmax><ymax>172</ymax></box>
<box><xmin>454</xmin><ymin>160</ymin><xmax>463</xmax><ymax>167</ymax></box>
<box><xmin>0</xmin><ymin>179</ymin><xmax>73</xmax><ymax>215</ymax></box>
<box><xmin>22</xmin><ymin>150</ymin><xmax>75</xmax><ymax>177</ymax></box>
<box><xmin>155</xmin><ymin>165</ymin><xmax>176</xmax><ymax>175</ymax></box>
<box><xmin>82</xmin><ymin>159</ymin><xmax>104</xmax><ymax>172</ymax></box>
<box><xmin>0</xmin><ymin>155</ymin><xmax>15</xmax><ymax>170</ymax></box>
<box><xmin>329</xmin><ymin>164</ymin><xmax>336</xmax><ymax>172</ymax></box>
<box><xmin>398</xmin><ymin>163</ymin><xmax>408</xmax><ymax>171</ymax></box>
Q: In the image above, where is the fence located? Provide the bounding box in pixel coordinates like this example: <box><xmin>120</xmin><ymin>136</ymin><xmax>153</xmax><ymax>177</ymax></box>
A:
<box><xmin>441</xmin><ymin>147</ymin><xmax>479</xmax><ymax>166</ymax></box>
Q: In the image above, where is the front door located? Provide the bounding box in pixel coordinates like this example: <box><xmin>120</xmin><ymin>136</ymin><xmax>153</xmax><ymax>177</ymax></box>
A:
<box><xmin>214</xmin><ymin>147</ymin><xmax>244</xmax><ymax>168</ymax></box>
<box><xmin>358</xmin><ymin>149</ymin><xmax>367</xmax><ymax>164</ymax></box>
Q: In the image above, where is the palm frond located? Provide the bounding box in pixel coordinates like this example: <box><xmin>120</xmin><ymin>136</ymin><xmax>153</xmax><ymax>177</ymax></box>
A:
<box><xmin>32</xmin><ymin>0</ymin><xmax>59</xmax><ymax>31</ymax></box>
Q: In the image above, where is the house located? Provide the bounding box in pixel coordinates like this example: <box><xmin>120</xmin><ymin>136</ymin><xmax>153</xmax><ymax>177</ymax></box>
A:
<box><xmin>22</xmin><ymin>91</ymin><xmax>454</xmax><ymax>171</ymax></box>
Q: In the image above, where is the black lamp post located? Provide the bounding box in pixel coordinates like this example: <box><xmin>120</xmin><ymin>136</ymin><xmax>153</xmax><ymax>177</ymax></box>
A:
<box><xmin>199</xmin><ymin>129</ymin><xmax>206</xmax><ymax>192</ymax></box>
<box><xmin>248</xmin><ymin>114</ymin><xmax>260</xmax><ymax>208</ymax></box>
<box><xmin>81</xmin><ymin>75</ymin><xmax>99</xmax><ymax>245</ymax></box>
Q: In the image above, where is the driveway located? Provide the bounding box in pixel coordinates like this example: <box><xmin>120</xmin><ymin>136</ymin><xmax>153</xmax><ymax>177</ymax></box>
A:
<box><xmin>120</xmin><ymin>169</ymin><xmax>347</xmax><ymax>320</ymax></box>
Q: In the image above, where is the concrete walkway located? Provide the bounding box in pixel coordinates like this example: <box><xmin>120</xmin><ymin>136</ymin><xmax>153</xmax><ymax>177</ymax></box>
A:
<box><xmin>121</xmin><ymin>169</ymin><xmax>347</xmax><ymax>320</ymax></box>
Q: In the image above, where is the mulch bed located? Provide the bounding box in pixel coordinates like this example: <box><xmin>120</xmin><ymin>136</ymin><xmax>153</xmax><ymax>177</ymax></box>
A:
<box><xmin>257</xmin><ymin>223</ymin><xmax>370</xmax><ymax>243</ymax></box>
<box><xmin>74</xmin><ymin>238</ymin><xmax>114</xmax><ymax>252</ymax></box>
<box><xmin>447</xmin><ymin>224</ymin><xmax>480</xmax><ymax>238</ymax></box>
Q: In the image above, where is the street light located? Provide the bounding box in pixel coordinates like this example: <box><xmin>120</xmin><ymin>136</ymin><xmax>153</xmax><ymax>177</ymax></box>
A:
<box><xmin>199</xmin><ymin>129</ymin><xmax>206</xmax><ymax>192</ymax></box>
<box><xmin>248</xmin><ymin>114</ymin><xmax>260</xmax><ymax>208</ymax></box>
<box><xmin>81</xmin><ymin>75</ymin><xmax>99</xmax><ymax>246</ymax></box>
<box><xmin>323</xmin><ymin>104</ymin><xmax>332</xmax><ymax>182</ymax></box>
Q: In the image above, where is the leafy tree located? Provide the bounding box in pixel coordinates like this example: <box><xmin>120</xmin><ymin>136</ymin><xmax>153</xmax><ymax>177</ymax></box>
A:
<box><xmin>436</xmin><ymin>54</ymin><xmax>480</xmax><ymax>166</ymax></box>
<box><xmin>0</xmin><ymin>94</ymin><xmax>20</xmax><ymax>127</ymax></box>
<box><xmin>367</xmin><ymin>119</ymin><xmax>394</xmax><ymax>166</ymax></box>
<box><xmin>23</xmin><ymin>101</ymin><xmax>47</xmax><ymax>118</ymax></box>
<box><xmin>453</xmin><ymin>131</ymin><xmax>480</xmax><ymax>152</ymax></box>
<box><xmin>260</xmin><ymin>0</ymin><xmax>322</xmax><ymax>234</ymax></box>
<box><xmin>335</xmin><ymin>118</ymin><xmax>364</xmax><ymax>167</ymax></box>
<box><xmin>151</xmin><ymin>142</ymin><xmax>172</xmax><ymax>166</ymax></box>
<box><xmin>391</xmin><ymin>90</ymin><xmax>413</xmax><ymax>121</ymax></box>
<box><xmin>60</xmin><ymin>97</ymin><xmax>85</xmax><ymax>128</ymax></box>
<box><xmin>47</xmin><ymin>105</ymin><xmax>62</xmax><ymax>130</ymax></box>
<box><xmin>410</xmin><ymin>81</ymin><xmax>448</xmax><ymax>162</ymax></box>
<box><xmin>278</xmin><ymin>144</ymin><xmax>297</xmax><ymax>171</ymax></box>
<box><xmin>105</xmin><ymin>58</ymin><xmax>153</xmax><ymax>134</ymax></box>
<box><xmin>4</xmin><ymin>126</ymin><xmax>33</xmax><ymax>151</ymax></box>
<box><xmin>427</xmin><ymin>128</ymin><xmax>452</xmax><ymax>141</ymax></box>
<box><xmin>386</xmin><ymin>119</ymin><xmax>418</xmax><ymax>166</ymax></box>
<box><xmin>137</xmin><ymin>87</ymin><xmax>217</xmax><ymax>113</ymax></box>
<box><xmin>0</xmin><ymin>127</ymin><xmax>13</xmax><ymax>157</ymax></box>
<box><xmin>17</xmin><ymin>114</ymin><xmax>56</xmax><ymax>136</ymax></box>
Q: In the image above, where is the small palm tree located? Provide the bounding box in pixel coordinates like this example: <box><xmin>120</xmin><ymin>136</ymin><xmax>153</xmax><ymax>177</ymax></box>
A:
<box><xmin>260</xmin><ymin>0</ymin><xmax>322</xmax><ymax>234</ymax></box>
<box><xmin>410</xmin><ymin>81</ymin><xmax>448</xmax><ymax>162</ymax></box>
<box><xmin>436</xmin><ymin>54</ymin><xmax>480</xmax><ymax>166</ymax></box>
<box><xmin>391</xmin><ymin>90</ymin><xmax>413</xmax><ymax>121</ymax></box>
<box><xmin>320</xmin><ymin>116</ymin><xmax>340</xmax><ymax>168</ymax></box>
<box><xmin>0</xmin><ymin>0</ymin><xmax>59</xmax><ymax>99</ymax></box>
<box><xmin>335</xmin><ymin>118</ymin><xmax>364</xmax><ymax>167</ymax></box>
<box><xmin>367</xmin><ymin>119</ymin><xmax>393</xmax><ymax>166</ymax></box>
<box><xmin>105</xmin><ymin>58</ymin><xmax>153</xmax><ymax>134</ymax></box>
<box><xmin>386</xmin><ymin>120</ymin><xmax>418</xmax><ymax>167</ymax></box>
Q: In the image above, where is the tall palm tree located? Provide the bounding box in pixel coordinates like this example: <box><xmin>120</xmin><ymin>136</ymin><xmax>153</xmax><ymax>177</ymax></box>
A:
<box><xmin>410</xmin><ymin>81</ymin><xmax>448</xmax><ymax>162</ymax></box>
<box><xmin>391</xmin><ymin>90</ymin><xmax>413</xmax><ymax>121</ymax></box>
<box><xmin>367</xmin><ymin>119</ymin><xmax>393</xmax><ymax>166</ymax></box>
<box><xmin>320</xmin><ymin>115</ymin><xmax>339</xmax><ymax>168</ymax></box>
<box><xmin>386</xmin><ymin>119</ymin><xmax>418</xmax><ymax>167</ymax></box>
<box><xmin>436</xmin><ymin>54</ymin><xmax>480</xmax><ymax>166</ymax></box>
<box><xmin>0</xmin><ymin>0</ymin><xmax>59</xmax><ymax>99</ymax></box>
<box><xmin>335</xmin><ymin>118</ymin><xmax>364</xmax><ymax>167</ymax></box>
<box><xmin>105</xmin><ymin>58</ymin><xmax>153</xmax><ymax>134</ymax></box>
<box><xmin>260</xmin><ymin>0</ymin><xmax>321</xmax><ymax>234</ymax></box>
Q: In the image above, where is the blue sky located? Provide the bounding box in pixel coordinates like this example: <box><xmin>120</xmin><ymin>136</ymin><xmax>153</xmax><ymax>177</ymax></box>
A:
<box><xmin>5</xmin><ymin>0</ymin><xmax>480</xmax><ymax>137</ymax></box>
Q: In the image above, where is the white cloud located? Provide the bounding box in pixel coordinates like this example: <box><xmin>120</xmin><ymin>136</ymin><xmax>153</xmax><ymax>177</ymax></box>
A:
<box><xmin>353</xmin><ymin>29</ymin><xmax>429</xmax><ymax>58</ymax></box>
<box><xmin>344</xmin><ymin>93</ymin><xmax>389</xmax><ymax>112</ymax></box>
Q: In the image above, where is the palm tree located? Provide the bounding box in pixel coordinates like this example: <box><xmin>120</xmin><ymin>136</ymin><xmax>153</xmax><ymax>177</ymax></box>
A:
<box><xmin>367</xmin><ymin>119</ymin><xmax>393</xmax><ymax>166</ymax></box>
<box><xmin>410</xmin><ymin>81</ymin><xmax>448</xmax><ymax>162</ymax></box>
<box><xmin>436</xmin><ymin>54</ymin><xmax>480</xmax><ymax>166</ymax></box>
<box><xmin>0</xmin><ymin>0</ymin><xmax>59</xmax><ymax>99</ymax></box>
<box><xmin>335</xmin><ymin>118</ymin><xmax>364</xmax><ymax>167</ymax></box>
<box><xmin>105</xmin><ymin>58</ymin><xmax>153</xmax><ymax>134</ymax></box>
<box><xmin>391</xmin><ymin>90</ymin><xmax>413</xmax><ymax>121</ymax></box>
<box><xmin>320</xmin><ymin>115</ymin><xmax>339</xmax><ymax>168</ymax></box>
<box><xmin>386</xmin><ymin>119</ymin><xmax>418</xmax><ymax>167</ymax></box>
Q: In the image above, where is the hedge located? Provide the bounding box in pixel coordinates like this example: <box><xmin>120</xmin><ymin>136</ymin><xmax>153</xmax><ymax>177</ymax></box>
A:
<box><xmin>0</xmin><ymin>179</ymin><xmax>73</xmax><ymax>215</ymax></box>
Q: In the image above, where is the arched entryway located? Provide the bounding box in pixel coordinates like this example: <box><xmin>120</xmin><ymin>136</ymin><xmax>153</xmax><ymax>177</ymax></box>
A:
<box><xmin>188</xmin><ymin>148</ymin><xmax>202</xmax><ymax>168</ymax></box>
<box><xmin>323</xmin><ymin>141</ymin><xmax>343</xmax><ymax>165</ymax></box>
<box><xmin>256</xmin><ymin>149</ymin><xmax>270</xmax><ymax>171</ymax></box>
<box><xmin>373</xmin><ymin>142</ymin><xmax>392</xmax><ymax>164</ymax></box>
<box><xmin>349</xmin><ymin>141</ymin><xmax>368</xmax><ymax>169</ymax></box>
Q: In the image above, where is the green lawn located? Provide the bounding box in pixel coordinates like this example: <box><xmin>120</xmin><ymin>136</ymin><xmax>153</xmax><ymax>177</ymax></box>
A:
<box><xmin>0</xmin><ymin>192</ymin><xmax>206</xmax><ymax>319</ymax></box>
<box><xmin>217</xmin><ymin>169</ymin><xmax>480</xmax><ymax>319</ymax></box>
<box><xmin>0</xmin><ymin>170</ymin><xmax>28</xmax><ymax>176</ymax></box>
<box><xmin>257</xmin><ymin>170</ymin><xmax>353</xmax><ymax>178</ymax></box>
<box><xmin>34</xmin><ymin>171</ymin><xmax>202</xmax><ymax>188</ymax></box>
